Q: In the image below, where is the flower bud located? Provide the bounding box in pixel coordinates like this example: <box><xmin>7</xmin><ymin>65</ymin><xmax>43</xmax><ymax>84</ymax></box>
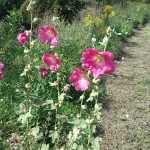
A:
<box><xmin>64</xmin><ymin>84</ymin><xmax>70</xmax><ymax>93</ymax></box>
<box><xmin>26</xmin><ymin>0</ymin><xmax>36</xmax><ymax>12</ymax></box>
<box><xmin>81</xmin><ymin>105</ymin><xmax>87</xmax><ymax>110</ymax></box>
<box><xmin>9</xmin><ymin>138</ymin><xmax>20</xmax><ymax>143</ymax></box>
<box><xmin>76</xmin><ymin>114</ymin><xmax>81</xmax><ymax>118</ymax></box>
<box><xmin>25</xmin><ymin>83</ymin><xmax>31</xmax><ymax>90</ymax></box>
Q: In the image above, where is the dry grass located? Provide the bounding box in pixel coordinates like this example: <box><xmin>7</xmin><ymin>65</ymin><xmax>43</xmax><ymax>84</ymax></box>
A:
<box><xmin>99</xmin><ymin>23</ymin><xmax>150</xmax><ymax>150</ymax></box>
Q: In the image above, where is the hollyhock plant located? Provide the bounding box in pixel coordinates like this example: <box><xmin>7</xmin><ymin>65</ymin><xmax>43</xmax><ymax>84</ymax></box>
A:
<box><xmin>42</xmin><ymin>54</ymin><xmax>61</xmax><ymax>70</ymax></box>
<box><xmin>69</xmin><ymin>68</ymin><xmax>90</xmax><ymax>91</ymax></box>
<box><xmin>38</xmin><ymin>24</ymin><xmax>58</xmax><ymax>47</ymax></box>
<box><xmin>81</xmin><ymin>48</ymin><xmax>116</xmax><ymax>78</ymax></box>
<box><xmin>17</xmin><ymin>31</ymin><xmax>29</xmax><ymax>46</ymax></box>
<box><xmin>39</xmin><ymin>67</ymin><xmax>50</xmax><ymax>78</ymax></box>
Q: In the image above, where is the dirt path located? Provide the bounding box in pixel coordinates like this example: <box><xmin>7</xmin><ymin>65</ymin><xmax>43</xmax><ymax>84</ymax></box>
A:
<box><xmin>100</xmin><ymin>24</ymin><xmax>150</xmax><ymax>150</ymax></box>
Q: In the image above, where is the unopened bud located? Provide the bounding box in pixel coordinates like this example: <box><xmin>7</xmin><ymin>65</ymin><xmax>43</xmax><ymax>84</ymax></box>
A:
<box><xmin>26</xmin><ymin>0</ymin><xmax>36</xmax><ymax>12</ymax></box>
<box><xmin>81</xmin><ymin>105</ymin><xmax>87</xmax><ymax>110</ymax></box>
<box><xmin>64</xmin><ymin>84</ymin><xmax>70</xmax><ymax>93</ymax></box>
<box><xmin>76</xmin><ymin>114</ymin><xmax>81</xmax><ymax>118</ymax></box>
<box><xmin>25</xmin><ymin>83</ymin><xmax>31</xmax><ymax>90</ymax></box>
<box><xmin>23</xmin><ymin>109</ymin><xmax>29</xmax><ymax>113</ymax></box>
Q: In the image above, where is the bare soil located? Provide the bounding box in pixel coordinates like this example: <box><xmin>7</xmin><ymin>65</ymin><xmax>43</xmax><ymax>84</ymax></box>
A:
<box><xmin>100</xmin><ymin>24</ymin><xmax>150</xmax><ymax>150</ymax></box>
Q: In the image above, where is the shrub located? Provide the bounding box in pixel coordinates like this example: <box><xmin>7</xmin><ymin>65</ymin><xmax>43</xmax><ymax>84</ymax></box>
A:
<box><xmin>0</xmin><ymin>0</ymin><xmax>24</xmax><ymax>19</ymax></box>
<box><xmin>20</xmin><ymin>0</ymin><xmax>85</xmax><ymax>23</ymax></box>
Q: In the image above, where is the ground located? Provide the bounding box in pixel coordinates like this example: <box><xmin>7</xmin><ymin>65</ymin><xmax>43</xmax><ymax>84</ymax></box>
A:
<box><xmin>100</xmin><ymin>23</ymin><xmax>150</xmax><ymax>150</ymax></box>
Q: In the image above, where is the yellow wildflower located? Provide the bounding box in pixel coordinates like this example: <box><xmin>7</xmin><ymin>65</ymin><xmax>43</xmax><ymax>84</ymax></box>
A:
<box><xmin>95</xmin><ymin>17</ymin><xmax>104</xmax><ymax>27</ymax></box>
<box><xmin>103</xmin><ymin>5</ymin><xmax>115</xmax><ymax>18</ymax></box>
<box><xmin>84</xmin><ymin>14</ymin><xmax>94</xmax><ymax>28</ymax></box>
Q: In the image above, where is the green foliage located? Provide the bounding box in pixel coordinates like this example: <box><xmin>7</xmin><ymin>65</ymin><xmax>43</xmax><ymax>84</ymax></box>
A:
<box><xmin>0</xmin><ymin>0</ymin><xmax>24</xmax><ymax>19</ymax></box>
<box><xmin>21</xmin><ymin>0</ymin><xmax>85</xmax><ymax>23</ymax></box>
<box><xmin>52</xmin><ymin>0</ymin><xmax>85</xmax><ymax>22</ymax></box>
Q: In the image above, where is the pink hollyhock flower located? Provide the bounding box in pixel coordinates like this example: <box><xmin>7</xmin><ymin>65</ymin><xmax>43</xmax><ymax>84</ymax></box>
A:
<box><xmin>39</xmin><ymin>67</ymin><xmax>49</xmax><ymax>78</ymax></box>
<box><xmin>64</xmin><ymin>84</ymin><xmax>70</xmax><ymax>92</ymax></box>
<box><xmin>38</xmin><ymin>24</ymin><xmax>58</xmax><ymax>47</ymax></box>
<box><xmin>0</xmin><ymin>62</ymin><xmax>4</xmax><ymax>80</ymax></box>
<box><xmin>81</xmin><ymin>48</ymin><xmax>116</xmax><ymax>78</ymax></box>
<box><xmin>0</xmin><ymin>69</ymin><xmax>4</xmax><ymax>80</ymax></box>
<box><xmin>69</xmin><ymin>68</ymin><xmax>90</xmax><ymax>91</ymax></box>
<box><xmin>17</xmin><ymin>31</ymin><xmax>29</xmax><ymax>46</ymax></box>
<box><xmin>0</xmin><ymin>62</ymin><xmax>4</xmax><ymax>69</ymax></box>
<box><xmin>9</xmin><ymin>138</ymin><xmax>20</xmax><ymax>143</ymax></box>
<box><xmin>42</xmin><ymin>54</ymin><xmax>61</xmax><ymax>70</ymax></box>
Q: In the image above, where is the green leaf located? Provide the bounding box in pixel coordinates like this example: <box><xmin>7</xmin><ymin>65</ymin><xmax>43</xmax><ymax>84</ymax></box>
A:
<box><xmin>77</xmin><ymin>145</ymin><xmax>84</xmax><ymax>150</ymax></box>
<box><xmin>17</xmin><ymin>111</ymin><xmax>32</xmax><ymax>125</ymax></box>
<box><xmin>19</xmin><ymin>103</ymin><xmax>25</xmax><ymax>113</ymax></box>
<box><xmin>72</xmin><ymin>143</ymin><xmax>77</xmax><ymax>149</ymax></box>
<box><xmin>30</xmin><ymin>126</ymin><xmax>43</xmax><ymax>140</ymax></box>
<box><xmin>42</xmin><ymin>99</ymin><xmax>53</xmax><ymax>106</ymax></box>
<box><xmin>41</xmin><ymin>144</ymin><xmax>49</xmax><ymax>150</ymax></box>
<box><xmin>58</xmin><ymin>93</ymin><xmax>66</xmax><ymax>101</ymax></box>
<box><xmin>49</xmin><ymin>130</ymin><xmax>59</xmax><ymax>143</ymax></box>
<box><xmin>91</xmin><ymin>137</ymin><xmax>101</xmax><ymax>150</ymax></box>
<box><xmin>86</xmin><ymin>97</ymin><xmax>93</xmax><ymax>102</ymax></box>
<box><xmin>49</xmin><ymin>82</ymin><xmax>58</xmax><ymax>86</ymax></box>
<box><xmin>99</xmin><ymin>42</ymin><xmax>105</xmax><ymax>46</ymax></box>
<box><xmin>76</xmin><ymin>119</ymin><xmax>87</xmax><ymax>129</ymax></box>
<box><xmin>68</xmin><ymin>118</ymin><xmax>80</xmax><ymax>125</ymax></box>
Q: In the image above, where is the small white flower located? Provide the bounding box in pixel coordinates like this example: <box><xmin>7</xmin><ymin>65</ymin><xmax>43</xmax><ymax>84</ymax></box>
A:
<box><xmin>121</xmin><ymin>57</ymin><xmax>125</xmax><ymax>60</ymax></box>
<box><xmin>126</xmin><ymin>114</ymin><xmax>129</xmax><ymax>119</ymax></box>
<box><xmin>92</xmin><ymin>38</ymin><xmax>96</xmax><ymax>42</ymax></box>
<box><xmin>52</xmin><ymin>16</ymin><xmax>59</xmax><ymax>22</ymax></box>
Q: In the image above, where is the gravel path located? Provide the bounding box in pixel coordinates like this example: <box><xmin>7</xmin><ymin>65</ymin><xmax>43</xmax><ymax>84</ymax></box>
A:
<box><xmin>100</xmin><ymin>23</ymin><xmax>150</xmax><ymax>150</ymax></box>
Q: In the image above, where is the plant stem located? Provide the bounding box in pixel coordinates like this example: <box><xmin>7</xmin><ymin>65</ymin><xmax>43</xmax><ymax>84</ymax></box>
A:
<box><xmin>54</xmin><ymin>72</ymin><xmax>61</xmax><ymax>149</ymax></box>
<box><xmin>79</xmin><ymin>91</ymin><xmax>85</xmax><ymax>116</ymax></box>
<box><xmin>87</xmin><ymin>125</ymin><xmax>91</xmax><ymax>147</ymax></box>
<box><xmin>30</xmin><ymin>13</ymin><xmax>33</xmax><ymax>52</ymax></box>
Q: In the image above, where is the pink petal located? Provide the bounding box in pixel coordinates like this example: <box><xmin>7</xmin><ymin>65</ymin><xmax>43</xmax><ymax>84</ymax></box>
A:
<box><xmin>39</xmin><ymin>67</ymin><xmax>49</xmax><ymax>78</ymax></box>
<box><xmin>42</xmin><ymin>54</ymin><xmax>61</xmax><ymax>70</ymax></box>
<box><xmin>69</xmin><ymin>68</ymin><xmax>90</xmax><ymax>91</ymax></box>
<box><xmin>10</xmin><ymin>138</ymin><xmax>20</xmax><ymax>143</ymax></box>
<box><xmin>81</xmin><ymin>48</ymin><xmax>116</xmax><ymax>78</ymax></box>
<box><xmin>17</xmin><ymin>32</ymin><xmax>29</xmax><ymax>46</ymax></box>
<box><xmin>38</xmin><ymin>24</ymin><xmax>58</xmax><ymax>47</ymax></box>
<box><xmin>0</xmin><ymin>62</ymin><xmax>4</xmax><ymax>69</ymax></box>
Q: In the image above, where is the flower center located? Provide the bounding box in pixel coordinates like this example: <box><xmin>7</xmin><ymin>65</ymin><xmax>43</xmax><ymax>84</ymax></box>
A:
<box><xmin>80</xmin><ymin>74</ymin><xmax>86</xmax><ymax>79</ymax></box>
<box><xmin>47</xmin><ymin>30</ymin><xmax>54</xmax><ymax>36</ymax></box>
<box><xmin>95</xmin><ymin>54</ymin><xmax>105</xmax><ymax>64</ymax></box>
<box><xmin>50</xmin><ymin>56</ymin><xmax>56</xmax><ymax>62</ymax></box>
